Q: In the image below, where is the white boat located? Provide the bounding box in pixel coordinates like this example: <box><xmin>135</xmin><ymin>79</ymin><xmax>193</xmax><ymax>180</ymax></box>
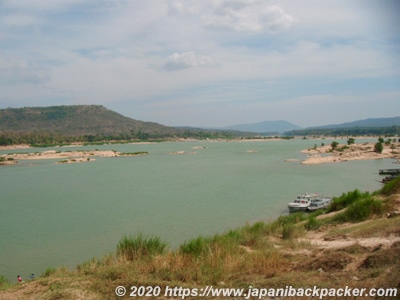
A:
<box><xmin>307</xmin><ymin>197</ymin><xmax>332</xmax><ymax>212</ymax></box>
<box><xmin>287</xmin><ymin>193</ymin><xmax>319</xmax><ymax>212</ymax></box>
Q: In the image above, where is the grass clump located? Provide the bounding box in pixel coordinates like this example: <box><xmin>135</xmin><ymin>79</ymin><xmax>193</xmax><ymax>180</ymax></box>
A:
<box><xmin>327</xmin><ymin>189</ymin><xmax>365</xmax><ymax>212</ymax></box>
<box><xmin>0</xmin><ymin>276</ymin><xmax>10</xmax><ymax>291</ymax></box>
<box><xmin>117</xmin><ymin>233</ymin><xmax>168</xmax><ymax>261</ymax></box>
<box><xmin>377</xmin><ymin>176</ymin><xmax>400</xmax><ymax>196</ymax></box>
<box><xmin>305</xmin><ymin>216</ymin><xmax>321</xmax><ymax>230</ymax></box>
<box><xmin>180</xmin><ymin>236</ymin><xmax>211</xmax><ymax>257</ymax></box>
<box><xmin>333</xmin><ymin>197</ymin><xmax>383</xmax><ymax>223</ymax></box>
<box><xmin>42</xmin><ymin>267</ymin><xmax>56</xmax><ymax>277</ymax></box>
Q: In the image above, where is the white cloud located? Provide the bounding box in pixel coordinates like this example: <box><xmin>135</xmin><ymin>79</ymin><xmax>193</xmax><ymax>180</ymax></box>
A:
<box><xmin>0</xmin><ymin>53</ymin><xmax>49</xmax><ymax>85</ymax></box>
<box><xmin>203</xmin><ymin>0</ymin><xmax>294</xmax><ymax>33</ymax></box>
<box><xmin>0</xmin><ymin>0</ymin><xmax>398</xmax><ymax>127</ymax></box>
<box><xmin>163</xmin><ymin>51</ymin><xmax>214</xmax><ymax>71</ymax></box>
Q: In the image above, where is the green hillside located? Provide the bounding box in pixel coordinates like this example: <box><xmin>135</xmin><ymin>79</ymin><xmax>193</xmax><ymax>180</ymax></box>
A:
<box><xmin>0</xmin><ymin>105</ymin><xmax>177</xmax><ymax>136</ymax></box>
<box><xmin>0</xmin><ymin>105</ymin><xmax>243</xmax><ymax>145</ymax></box>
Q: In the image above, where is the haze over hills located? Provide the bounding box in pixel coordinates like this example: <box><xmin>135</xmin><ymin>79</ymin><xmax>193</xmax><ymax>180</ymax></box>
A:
<box><xmin>224</xmin><ymin>120</ymin><xmax>302</xmax><ymax>134</ymax></box>
<box><xmin>309</xmin><ymin>117</ymin><xmax>400</xmax><ymax>129</ymax></box>
<box><xmin>0</xmin><ymin>105</ymin><xmax>399</xmax><ymax>140</ymax></box>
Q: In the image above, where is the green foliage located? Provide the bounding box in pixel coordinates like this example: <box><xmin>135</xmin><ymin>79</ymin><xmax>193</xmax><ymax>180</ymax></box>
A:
<box><xmin>117</xmin><ymin>233</ymin><xmax>168</xmax><ymax>261</ymax></box>
<box><xmin>327</xmin><ymin>189</ymin><xmax>365</xmax><ymax>212</ymax></box>
<box><xmin>305</xmin><ymin>216</ymin><xmax>321</xmax><ymax>231</ymax></box>
<box><xmin>0</xmin><ymin>105</ymin><xmax>250</xmax><ymax>145</ymax></box>
<box><xmin>347</xmin><ymin>137</ymin><xmax>355</xmax><ymax>145</ymax></box>
<box><xmin>377</xmin><ymin>176</ymin><xmax>400</xmax><ymax>196</ymax></box>
<box><xmin>0</xmin><ymin>275</ymin><xmax>10</xmax><ymax>290</ymax></box>
<box><xmin>374</xmin><ymin>142</ymin><xmax>383</xmax><ymax>153</ymax></box>
<box><xmin>275</xmin><ymin>212</ymin><xmax>308</xmax><ymax>226</ymax></box>
<box><xmin>331</xmin><ymin>141</ymin><xmax>339</xmax><ymax>150</ymax></box>
<box><xmin>180</xmin><ymin>236</ymin><xmax>211</xmax><ymax>257</ymax></box>
<box><xmin>333</xmin><ymin>198</ymin><xmax>383</xmax><ymax>223</ymax></box>
<box><xmin>285</xmin><ymin>126</ymin><xmax>400</xmax><ymax>136</ymax></box>
<box><xmin>42</xmin><ymin>267</ymin><xmax>56</xmax><ymax>277</ymax></box>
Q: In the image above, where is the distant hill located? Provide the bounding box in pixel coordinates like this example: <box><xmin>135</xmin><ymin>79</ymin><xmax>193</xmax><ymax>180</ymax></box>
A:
<box><xmin>285</xmin><ymin>117</ymin><xmax>400</xmax><ymax>136</ymax></box>
<box><xmin>0</xmin><ymin>105</ymin><xmax>251</xmax><ymax>145</ymax></box>
<box><xmin>224</xmin><ymin>120</ymin><xmax>302</xmax><ymax>134</ymax></box>
<box><xmin>0</xmin><ymin>105</ymin><xmax>178</xmax><ymax>137</ymax></box>
<box><xmin>311</xmin><ymin>117</ymin><xmax>400</xmax><ymax>129</ymax></box>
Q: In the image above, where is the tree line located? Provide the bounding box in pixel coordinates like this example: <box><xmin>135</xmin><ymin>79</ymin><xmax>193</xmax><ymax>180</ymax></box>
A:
<box><xmin>285</xmin><ymin>126</ymin><xmax>400</xmax><ymax>137</ymax></box>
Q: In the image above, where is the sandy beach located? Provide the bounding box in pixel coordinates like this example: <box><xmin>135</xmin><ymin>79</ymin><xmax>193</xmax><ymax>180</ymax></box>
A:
<box><xmin>0</xmin><ymin>149</ymin><xmax>147</xmax><ymax>164</ymax></box>
<box><xmin>301</xmin><ymin>141</ymin><xmax>400</xmax><ymax>165</ymax></box>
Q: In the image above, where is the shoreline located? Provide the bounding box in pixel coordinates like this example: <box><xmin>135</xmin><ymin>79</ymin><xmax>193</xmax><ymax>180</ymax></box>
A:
<box><xmin>300</xmin><ymin>141</ymin><xmax>400</xmax><ymax>165</ymax></box>
<box><xmin>1</xmin><ymin>138</ymin><xmax>399</xmax><ymax>165</ymax></box>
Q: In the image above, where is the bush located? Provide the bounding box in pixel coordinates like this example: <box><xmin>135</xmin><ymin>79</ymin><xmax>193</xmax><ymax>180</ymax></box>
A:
<box><xmin>333</xmin><ymin>198</ymin><xmax>383</xmax><ymax>223</ymax></box>
<box><xmin>374</xmin><ymin>142</ymin><xmax>383</xmax><ymax>153</ymax></box>
<box><xmin>378</xmin><ymin>176</ymin><xmax>400</xmax><ymax>196</ymax></box>
<box><xmin>117</xmin><ymin>233</ymin><xmax>168</xmax><ymax>261</ymax></box>
<box><xmin>328</xmin><ymin>189</ymin><xmax>364</xmax><ymax>212</ymax></box>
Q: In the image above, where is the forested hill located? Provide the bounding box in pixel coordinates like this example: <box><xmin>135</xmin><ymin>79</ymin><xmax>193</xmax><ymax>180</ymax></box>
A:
<box><xmin>0</xmin><ymin>105</ymin><xmax>244</xmax><ymax>145</ymax></box>
<box><xmin>0</xmin><ymin>105</ymin><xmax>178</xmax><ymax>137</ymax></box>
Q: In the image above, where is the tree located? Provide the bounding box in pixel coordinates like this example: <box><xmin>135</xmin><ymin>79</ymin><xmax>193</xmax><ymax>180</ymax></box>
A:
<box><xmin>331</xmin><ymin>141</ymin><xmax>339</xmax><ymax>151</ymax></box>
<box><xmin>374</xmin><ymin>142</ymin><xmax>383</xmax><ymax>153</ymax></box>
<box><xmin>347</xmin><ymin>137</ymin><xmax>355</xmax><ymax>145</ymax></box>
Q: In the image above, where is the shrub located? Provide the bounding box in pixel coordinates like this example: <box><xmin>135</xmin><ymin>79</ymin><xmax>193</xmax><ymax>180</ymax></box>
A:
<box><xmin>333</xmin><ymin>198</ymin><xmax>383</xmax><ymax>223</ymax></box>
<box><xmin>117</xmin><ymin>233</ymin><xmax>168</xmax><ymax>261</ymax></box>
<box><xmin>378</xmin><ymin>176</ymin><xmax>400</xmax><ymax>196</ymax></box>
<box><xmin>327</xmin><ymin>189</ymin><xmax>364</xmax><ymax>212</ymax></box>
<box><xmin>374</xmin><ymin>142</ymin><xmax>383</xmax><ymax>153</ymax></box>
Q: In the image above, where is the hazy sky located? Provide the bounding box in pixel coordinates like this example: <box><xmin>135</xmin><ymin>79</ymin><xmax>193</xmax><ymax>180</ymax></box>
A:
<box><xmin>1</xmin><ymin>0</ymin><xmax>399</xmax><ymax>128</ymax></box>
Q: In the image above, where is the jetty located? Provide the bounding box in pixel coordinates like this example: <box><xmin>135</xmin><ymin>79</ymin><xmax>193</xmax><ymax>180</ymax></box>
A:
<box><xmin>379</xmin><ymin>169</ymin><xmax>400</xmax><ymax>175</ymax></box>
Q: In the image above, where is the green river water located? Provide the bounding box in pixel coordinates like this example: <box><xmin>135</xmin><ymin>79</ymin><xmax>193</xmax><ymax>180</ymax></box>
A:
<box><xmin>0</xmin><ymin>139</ymin><xmax>396</xmax><ymax>282</ymax></box>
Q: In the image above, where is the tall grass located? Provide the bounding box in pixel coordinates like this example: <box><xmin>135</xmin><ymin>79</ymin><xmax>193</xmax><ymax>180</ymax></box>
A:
<box><xmin>327</xmin><ymin>189</ymin><xmax>366</xmax><ymax>212</ymax></box>
<box><xmin>377</xmin><ymin>176</ymin><xmax>400</xmax><ymax>196</ymax></box>
<box><xmin>0</xmin><ymin>275</ymin><xmax>10</xmax><ymax>291</ymax></box>
<box><xmin>333</xmin><ymin>197</ymin><xmax>383</xmax><ymax>222</ymax></box>
<box><xmin>116</xmin><ymin>233</ymin><xmax>168</xmax><ymax>261</ymax></box>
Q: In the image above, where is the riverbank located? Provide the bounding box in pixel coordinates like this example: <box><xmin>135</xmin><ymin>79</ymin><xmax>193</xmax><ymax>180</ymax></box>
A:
<box><xmin>0</xmin><ymin>149</ymin><xmax>149</xmax><ymax>164</ymax></box>
<box><xmin>1</xmin><ymin>178</ymin><xmax>399</xmax><ymax>299</ymax></box>
<box><xmin>301</xmin><ymin>141</ymin><xmax>400</xmax><ymax>165</ymax></box>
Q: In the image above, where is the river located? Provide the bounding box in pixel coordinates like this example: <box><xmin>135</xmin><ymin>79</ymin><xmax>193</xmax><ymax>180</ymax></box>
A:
<box><xmin>0</xmin><ymin>138</ymin><xmax>395</xmax><ymax>282</ymax></box>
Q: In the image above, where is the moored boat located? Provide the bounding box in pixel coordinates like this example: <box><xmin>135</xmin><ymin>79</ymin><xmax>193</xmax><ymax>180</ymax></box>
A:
<box><xmin>287</xmin><ymin>193</ymin><xmax>319</xmax><ymax>212</ymax></box>
<box><xmin>306</xmin><ymin>196</ymin><xmax>332</xmax><ymax>212</ymax></box>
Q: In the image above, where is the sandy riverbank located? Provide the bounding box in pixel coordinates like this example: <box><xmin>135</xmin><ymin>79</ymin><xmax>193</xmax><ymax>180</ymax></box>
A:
<box><xmin>301</xmin><ymin>141</ymin><xmax>400</xmax><ymax>165</ymax></box>
<box><xmin>0</xmin><ymin>149</ymin><xmax>148</xmax><ymax>164</ymax></box>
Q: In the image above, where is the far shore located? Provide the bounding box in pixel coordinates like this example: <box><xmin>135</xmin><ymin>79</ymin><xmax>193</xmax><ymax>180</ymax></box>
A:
<box><xmin>300</xmin><ymin>141</ymin><xmax>400</xmax><ymax>165</ymax></box>
<box><xmin>1</xmin><ymin>137</ymin><xmax>399</xmax><ymax>166</ymax></box>
<box><xmin>0</xmin><ymin>149</ymin><xmax>148</xmax><ymax>165</ymax></box>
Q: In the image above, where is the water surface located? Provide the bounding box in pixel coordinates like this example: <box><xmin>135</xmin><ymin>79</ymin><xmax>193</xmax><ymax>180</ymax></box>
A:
<box><xmin>0</xmin><ymin>139</ymin><xmax>395</xmax><ymax>282</ymax></box>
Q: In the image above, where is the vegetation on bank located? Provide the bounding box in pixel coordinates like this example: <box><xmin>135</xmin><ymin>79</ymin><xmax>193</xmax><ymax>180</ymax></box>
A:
<box><xmin>285</xmin><ymin>125</ymin><xmax>400</xmax><ymax>137</ymax></box>
<box><xmin>1</xmin><ymin>177</ymin><xmax>399</xmax><ymax>299</ymax></box>
<box><xmin>0</xmin><ymin>105</ymin><xmax>252</xmax><ymax>146</ymax></box>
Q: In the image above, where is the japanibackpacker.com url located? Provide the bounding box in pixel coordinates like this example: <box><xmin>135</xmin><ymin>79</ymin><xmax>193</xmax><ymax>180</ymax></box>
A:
<box><xmin>115</xmin><ymin>285</ymin><xmax>398</xmax><ymax>299</ymax></box>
